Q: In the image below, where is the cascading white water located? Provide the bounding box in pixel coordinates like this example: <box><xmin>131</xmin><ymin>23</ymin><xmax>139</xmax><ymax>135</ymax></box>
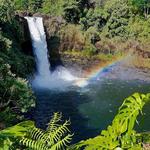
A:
<box><xmin>25</xmin><ymin>17</ymin><xmax>86</xmax><ymax>89</ymax></box>
<box><xmin>25</xmin><ymin>17</ymin><xmax>50</xmax><ymax>77</ymax></box>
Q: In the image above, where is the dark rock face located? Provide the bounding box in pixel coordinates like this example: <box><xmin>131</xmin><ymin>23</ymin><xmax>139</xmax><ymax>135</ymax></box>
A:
<box><xmin>15</xmin><ymin>15</ymin><xmax>33</xmax><ymax>56</ymax></box>
<box><xmin>42</xmin><ymin>16</ymin><xmax>66</xmax><ymax>69</ymax></box>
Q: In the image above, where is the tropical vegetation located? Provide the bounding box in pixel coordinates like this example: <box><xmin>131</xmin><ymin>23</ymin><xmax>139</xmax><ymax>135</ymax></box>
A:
<box><xmin>70</xmin><ymin>93</ymin><xmax>150</xmax><ymax>150</ymax></box>
<box><xmin>0</xmin><ymin>112</ymin><xmax>73</xmax><ymax>150</ymax></box>
<box><xmin>0</xmin><ymin>0</ymin><xmax>150</xmax><ymax>149</ymax></box>
<box><xmin>0</xmin><ymin>93</ymin><xmax>150</xmax><ymax>149</ymax></box>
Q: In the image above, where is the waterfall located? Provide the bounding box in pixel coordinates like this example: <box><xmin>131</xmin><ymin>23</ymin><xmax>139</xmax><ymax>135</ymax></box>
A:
<box><xmin>25</xmin><ymin>17</ymin><xmax>50</xmax><ymax>77</ymax></box>
<box><xmin>25</xmin><ymin>17</ymin><xmax>85</xmax><ymax>89</ymax></box>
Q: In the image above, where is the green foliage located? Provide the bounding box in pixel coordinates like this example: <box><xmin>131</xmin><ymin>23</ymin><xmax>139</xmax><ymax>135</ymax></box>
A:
<box><xmin>14</xmin><ymin>0</ymin><xmax>43</xmax><ymax>12</ymax></box>
<box><xmin>0</xmin><ymin>58</ymin><xmax>35</xmax><ymax>126</ymax></box>
<box><xmin>0</xmin><ymin>113</ymin><xmax>73</xmax><ymax>150</ymax></box>
<box><xmin>41</xmin><ymin>0</ymin><xmax>66</xmax><ymax>15</ymax></box>
<box><xmin>0</xmin><ymin>0</ymin><xmax>15</xmax><ymax>23</ymax></box>
<box><xmin>63</xmin><ymin>1</ymin><xmax>81</xmax><ymax>23</ymax></box>
<box><xmin>103</xmin><ymin>0</ymin><xmax>130</xmax><ymax>39</ymax></box>
<box><xmin>30</xmin><ymin>0</ymin><xmax>44</xmax><ymax>12</ymax></box>
<box><xmin>0</xmin><ymin>121</ymin><xmax>34</xmax><ymax>149</ymax></box>
<box><xmin>0</xmin><ymin>21</ymin><xmax>34</xmax><ymax>77</ymax></box>
<box><xmin>0</xmin><ymin>93</ymin><xmax>150</xmax><ymax>150</ymax></box>
<box><xmin>0</xmin><ymin>31</ymin><xmax>35</xmax><ymax>113</ymax></box>
<box><xmin>14</xmin><ymin>0</ymin><xmax>29</xmax><ymax>11</ymax></box>
<box><xmin>79</xmin><ymin>7</ymin><xmax>109</xmax><ymax>31</ymax></box>
<box><xmin>20</xmin><ymin>112</ymin><xmax>73</xmax><ymax>150</ymax></box>
<box><xmin>85</xmin><ymin>27</ymin><xmax>100</xmax><ymax>44</ymax></box>
<box><xmin>63</xmin><ymin>0</ymin><xmax>91</xmax><ymax>23</ymax></box>
<box><xmin>0</xmin><ymin>21</ymin><xmax>35</xmax><ymax>127</ymax></box>
<box><xmin>128</xmin><ymin>0</ymin><xmax>150</xmax><ymax>17</ymax></box>
<box><xmin>0</xmin><ymin>32</ymin><xmax>12</xmax><ymax>51</ymax></box>
<box><xmin>59</xmin><ymin>24</ymin><xmax>85</xmax><ymax>51</ymax></box>
<box><xmin>70</xmin><ymin>93</ymin><xmax>150</xmax><ymax>150</ymax></box>
<box><xmin>5</xmin><ymin>0</ymin><xmax>150</xmax><ymax>57</ymax></box>
<box><xmin>128</xmin><ymin>16</ymin><xmax>150</xmax><ymax>43</ymax></box>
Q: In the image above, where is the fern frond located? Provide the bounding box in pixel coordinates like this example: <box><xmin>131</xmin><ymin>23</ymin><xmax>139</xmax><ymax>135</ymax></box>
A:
<box><xmin>50</xmin><ymin>134</ymin><xmax>73</xmax><ymax>150</ymax></box>
<box><xmin>18</xmin><ymin>113</ymin><xmax>73</xmax><ymax>150</ymax></box>
<box><xmin>47</xmin><ymin>120</ymin><xmax>71</xmax><ymax>146</ymax></box>
<box><xmin>29</xmin><ymin>127</ymin><xmax>46</xmax><ymax>142</ymax></box>
<box><xmin>20</xmin><ymin>137</ymin><xmax>48</xmax><ymax>150</ymax></box>
<box><xmin>47</xmin><ymin>112</ymin><xmax>62</xmax><ymax>133</ymax></box>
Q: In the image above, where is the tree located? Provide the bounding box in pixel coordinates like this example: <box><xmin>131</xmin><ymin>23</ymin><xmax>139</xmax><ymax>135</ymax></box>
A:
<box><xmin>63</xmin><ymin>0</ymin><xmax>92</xmax><ymax>24</ymax></box>
<box><xmin>100</xmin><ymin>0</ymin><xmax>130</xmax><ymax>39</ymax></box>
<box><xmin>63</xmin><ymin>1</ymin><xmax>81</xmax><ymax>23</ymax></box>
<box><xmin>0</xmin><ymin>0</ymin><xmax>15</xmax><ymax>23</ymax></box>
<box><xmin>14</xmin><ymin>0</ymin><xmax>29</xmax><ymax>11</ymax></box>
<box><xmin>42</xmin><ymin>0</ymin><xmax>65</xmax><ymax>15</ymax></box>
<box><xmin>14</xmin><ymin>0</ymin><xmax>43</xmax><ymax>12</ymax></box>
<box><xmin>29</xmin><ymin>0</ymin><xmax>44</xmax><ymax>12</ymax></box>
<box><xmin>128</xmin><ymin>0</ymin><xmax>150</xmax><ymax>18</ymax></box>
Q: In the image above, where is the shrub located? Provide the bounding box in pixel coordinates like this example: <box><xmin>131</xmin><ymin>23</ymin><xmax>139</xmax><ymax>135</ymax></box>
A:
<box><xmin>59</xmin><ymin>24</ymin><xmax>85</xmax><ymax>51</ymax></box>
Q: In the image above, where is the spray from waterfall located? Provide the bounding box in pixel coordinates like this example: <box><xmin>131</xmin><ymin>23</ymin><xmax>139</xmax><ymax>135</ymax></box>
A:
<box><xmin>25</xmin><ymin>17</ymin><xmax>81</xmax><ymax>89</ymax></box>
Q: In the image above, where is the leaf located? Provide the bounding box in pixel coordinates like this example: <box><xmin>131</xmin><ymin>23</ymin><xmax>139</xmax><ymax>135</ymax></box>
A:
<box><xmin>72</xmin><ymin>93</ymin><xmax>150</xmax><ymax>149</ymax></box>
<box><xmin>20</xmin><ymin>137</ymin><xmax>48</xmax><ymax>150</ymax></box>
<box><xmin>18</xmin><ymin>112</ymin><xmax>73</xmax><ymax>150</ymax></box>
<box><xmin>0</xmin><ymin>121</ymin><xmax>34</xmax><ymax>138</ymax></box>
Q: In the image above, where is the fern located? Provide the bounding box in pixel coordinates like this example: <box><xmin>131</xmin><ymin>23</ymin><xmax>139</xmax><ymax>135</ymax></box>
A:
<box><xmin>51</xmin><ymin>134</ymin><xmax>73</xmax><ymax>150</ymax></box>
<box><xmin>47</xmin><ymin>112</ymin><xmax>62</xmax><ymax>132</ymax></box>
<box><xmin>47</xmin><ymin>120</ymin><xmax>71</xmax><ymax>145</ymax></box>
<box><xmin>70</xmin><ymin>93</ymin><xmax>150</xmax><ymax>150</ymax></box>
<box><xmin>20</xmin><ymin>112</ymin><xmax>73</xmax><ymax>150</ymax></box>
<box><xmin>45</xmin><ymin>112</ymin><xmax>71</xmax><ymax>146</ymax></box>
<box><xmin>20</xmin><ymin>137</ymin><xmax>48</xmax><ymax>150</ymax></box>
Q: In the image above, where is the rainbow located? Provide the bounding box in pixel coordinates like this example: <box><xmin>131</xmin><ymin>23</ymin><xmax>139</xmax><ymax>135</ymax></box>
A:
<box><xmin>74</xmin><ymin>55</ymin><xmax>125</xmax><ymax>87</ymax></box>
